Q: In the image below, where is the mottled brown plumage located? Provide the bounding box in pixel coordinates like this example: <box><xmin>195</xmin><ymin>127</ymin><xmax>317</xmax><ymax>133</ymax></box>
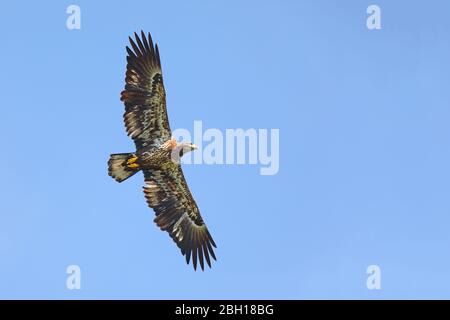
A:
<box><xmin>108</xmin><ymin>31</ymin><xmax>216</xmax><ymax>271</ymax></box>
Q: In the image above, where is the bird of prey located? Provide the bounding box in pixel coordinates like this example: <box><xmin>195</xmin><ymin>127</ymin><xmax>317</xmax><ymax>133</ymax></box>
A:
<box><xmin>108</xmin><ymin>31</ymin><xmax>216</xmax><ymax>271</ymax></box>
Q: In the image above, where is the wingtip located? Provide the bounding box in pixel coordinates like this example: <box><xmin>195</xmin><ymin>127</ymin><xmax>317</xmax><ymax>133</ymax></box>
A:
<box><xmin>185</xmin><ymin>249</ymin><xmax>192</xmax><ymax>265</ymax></box>
<box><xmin>183</xmin><ymin>245</ymin><xmax>215</xmax><ymax>271</ymax></box>
<box><xmin>198</xmin><ymin>246</ymin><xmax>205</xmax><ymax>271</ymax></box>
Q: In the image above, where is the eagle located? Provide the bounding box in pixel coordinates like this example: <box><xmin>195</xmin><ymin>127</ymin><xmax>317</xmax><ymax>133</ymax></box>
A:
<box><xmin>108</xmin><ymin>31</ymin><xmax>217</xmax><ymax>271</ymax></box>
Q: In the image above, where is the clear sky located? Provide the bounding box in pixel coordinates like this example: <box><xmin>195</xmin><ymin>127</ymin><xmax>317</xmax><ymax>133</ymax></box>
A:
<box><xmin>1</xmin><ymin>0</ymin><xmax>450</xmax><ymax>299</ymax></box>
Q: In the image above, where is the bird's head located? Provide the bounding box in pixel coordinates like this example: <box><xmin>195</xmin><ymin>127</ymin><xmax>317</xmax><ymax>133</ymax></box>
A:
<box><xmin>165</xmin><ymin>139</ymin><xmax>198</xmax><ymax>163</ymax></box>
<box><xmin>178</xmin><ymin>141</ymin><xmax>198</xmax><ymax>155</ymax></box>
<box><xmin>168</xmin><ymin>141</ymin><xmax>198</xmax><ymax>163</ymax></box>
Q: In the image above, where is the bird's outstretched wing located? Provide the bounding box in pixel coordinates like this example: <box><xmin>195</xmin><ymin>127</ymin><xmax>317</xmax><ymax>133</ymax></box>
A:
<box><xmin>143</xmin><ymin>167</ymin><xmax>217</xmax><ymax>271</ymax></box>
<box><xmin>121</xmin><ymin>31</ymin><xmax>171</xmax><ymax>150</ymax></box>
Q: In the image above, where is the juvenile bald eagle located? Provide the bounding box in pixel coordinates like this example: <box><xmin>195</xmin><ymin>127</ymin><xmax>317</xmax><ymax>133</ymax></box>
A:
<box><xmin>108</xmin><ymin>31</ymin><xmax>216</xmax><ymax>271</ymax></box>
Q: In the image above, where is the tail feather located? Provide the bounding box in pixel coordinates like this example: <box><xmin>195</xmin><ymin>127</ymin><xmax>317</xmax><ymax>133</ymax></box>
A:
<box><xmin>108</xmin><ymin>153</ymin><xmax>139</xmax><ymax>182</ymax></box>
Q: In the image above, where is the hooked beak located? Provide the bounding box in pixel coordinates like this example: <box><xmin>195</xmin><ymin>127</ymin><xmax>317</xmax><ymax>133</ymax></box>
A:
<box><xmin>191</xmin><ymin>144</ymin><xmax>198</xmax><ymax>150</ymax></box>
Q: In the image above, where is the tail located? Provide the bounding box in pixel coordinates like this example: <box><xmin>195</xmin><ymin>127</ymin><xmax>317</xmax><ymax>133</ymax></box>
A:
<box><xmin>108</xmin><ymin>153</ymin><xmax>140</xmax><ymax>183</ymax></box>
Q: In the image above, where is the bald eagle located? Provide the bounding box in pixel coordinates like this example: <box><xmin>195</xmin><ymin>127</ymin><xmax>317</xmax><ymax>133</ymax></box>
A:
<box><xmin>108</xmin><ymin>31</ymin><xmax>216</xmax><ymax>271</ymax></box>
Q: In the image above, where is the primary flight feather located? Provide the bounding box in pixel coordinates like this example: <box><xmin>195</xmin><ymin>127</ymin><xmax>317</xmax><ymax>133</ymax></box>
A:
<box><xmin>108</xmin><ymin>31</ymin><xmax>217</xmax><ymax>271</ymax></box>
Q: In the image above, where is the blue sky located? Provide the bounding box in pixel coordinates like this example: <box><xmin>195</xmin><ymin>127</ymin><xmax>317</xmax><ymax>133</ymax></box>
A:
<box><xmin>1</xmin><ymin>0</ymin><xmax>450</xmax><ymax>299</ymax></box>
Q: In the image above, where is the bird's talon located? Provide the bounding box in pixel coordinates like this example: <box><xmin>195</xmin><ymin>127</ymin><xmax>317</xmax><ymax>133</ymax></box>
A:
<box><xmin>127</xmin><ymin>155</ymin><xmax>138</xmax><ymax>165</ymax></box>
<box><xmin>126</xmin><ymin>155</ymin><xmax>139</xmax><ymax>168</ymax></box>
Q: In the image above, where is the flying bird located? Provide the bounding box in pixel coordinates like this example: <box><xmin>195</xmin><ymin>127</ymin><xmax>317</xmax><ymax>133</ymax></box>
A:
<box><xmin>108</xmin><ymin>31</ymin><xmax>217</xmax><ymax>271</ymax></box>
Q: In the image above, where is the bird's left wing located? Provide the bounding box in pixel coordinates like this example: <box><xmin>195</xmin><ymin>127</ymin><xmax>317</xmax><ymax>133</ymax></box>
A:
<box><xmin>143</xmin><ymin>167</ymin><xmax>217</xmax><ymax>271</ymax></box>
<box><xmin>121</xmin><ymin>31</ymin><xmax>171</xmax><ymax>150</ymax></box>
